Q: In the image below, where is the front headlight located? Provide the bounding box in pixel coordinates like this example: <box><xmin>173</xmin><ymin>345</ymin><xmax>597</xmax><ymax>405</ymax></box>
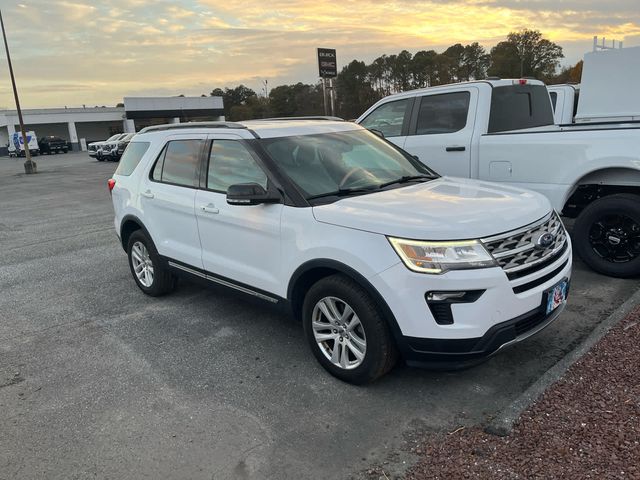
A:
<box><xmin>388</xmin><ymin>237</ymin><xmax>497</xmax><ymax>274</ymax></box>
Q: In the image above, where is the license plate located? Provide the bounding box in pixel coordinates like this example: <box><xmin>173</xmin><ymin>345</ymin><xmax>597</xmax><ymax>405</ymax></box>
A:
<box><xmin>546</xmin><ymin>280</ymin><xmax>568</xmax><ymax>315</ymax></box>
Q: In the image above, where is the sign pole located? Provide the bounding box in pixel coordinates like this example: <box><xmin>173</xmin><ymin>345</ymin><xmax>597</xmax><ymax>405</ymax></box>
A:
<box><xmin>321</xmin><ymin>78</ymin><xmax>328</xmax><ymax>116</ymax></box>
<box><xmin>0</xmin><ymin>9</ymin><xmax>36</xmax><ymax>174</ymax></box>
<box><xmin>329</xmin><ymin>78</ymin><xmax>336</xmax><ymax>117</ymax></box>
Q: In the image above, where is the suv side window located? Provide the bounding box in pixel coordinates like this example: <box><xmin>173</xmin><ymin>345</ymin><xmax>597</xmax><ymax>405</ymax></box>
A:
<box><xmin>151</xmin><ymin>139</ymin><xmax>202</xmax><ymax>187</ymax></box>
<box><xmin>207</xmin><ymin>140</ymin><xmax>267</xmax><ymax>192</ymax></box>
<box><xmin>359</xmin><ymin>99</ymin><xmax>411</xmax><ymax>137</ymax></box>
<box><xmin>415</xmin><ymin>92</ymin><xmax>470</xmax><ymax>135</ymax></box>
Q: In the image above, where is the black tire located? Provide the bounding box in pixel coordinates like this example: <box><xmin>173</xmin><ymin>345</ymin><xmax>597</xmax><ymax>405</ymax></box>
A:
<box><xmin>573</xmin><ymin>194</ymin><xmax>640</xmax><ymax>278</ymax></box>
<box><xmin>127</xmin><ymin>230</ymin><xmax>177</xmax><ymax>296</ymax></box>
<box><xmin>302</xmin><ymin>274</ymin><xmax>398</xmax><ymax>384</ymax></box>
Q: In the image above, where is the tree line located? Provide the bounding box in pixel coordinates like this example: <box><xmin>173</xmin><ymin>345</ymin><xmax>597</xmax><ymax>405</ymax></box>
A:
<box><xmin>208</xmin><ymin>29</ymin><xmax>582</xmax><ymax>121</ymax></box>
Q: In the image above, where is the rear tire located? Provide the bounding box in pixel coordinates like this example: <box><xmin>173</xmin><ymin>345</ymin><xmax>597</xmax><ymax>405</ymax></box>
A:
<box><xmin>573</xmin><ymin>194</ymin><xmax>640</xmax><ymax>278</ymax></box>
<box><xmin>127</xmin><ymin>230</ymin><xmax>177</xmax><ymax>296</ymax></box>
<box><xmin>302</xmin><ymin>274</ymin><xmax>398</xmax><ymax>384</ymax></box>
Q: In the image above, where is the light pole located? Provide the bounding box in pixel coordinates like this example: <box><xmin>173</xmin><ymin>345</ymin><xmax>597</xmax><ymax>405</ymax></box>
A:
<box><xmin>0</xmin><ymin>9</ymin><xmax>36</xmax><ymax>174</ymax></box>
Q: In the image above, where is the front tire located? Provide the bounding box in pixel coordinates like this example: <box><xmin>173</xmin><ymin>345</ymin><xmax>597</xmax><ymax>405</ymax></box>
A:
<box><xmin>573</xmin><ymin>194</ymin><xmax>640</xmax><ymax>278</ymax></box>
<box><xmin>302</xmin><ymin>274</ymin><xmax>397</xmax><ymax>384</ymax></box>
<box><xmin>127</xmin><ymin>230</ymin><xmax>177</xmax><ymax>296</ymax></box>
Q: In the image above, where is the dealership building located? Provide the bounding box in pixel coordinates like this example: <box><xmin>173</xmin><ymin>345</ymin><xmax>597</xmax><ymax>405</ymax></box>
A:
<box><xmin>0</xmin><ymin>96</ymin><xmax>224</xmax><ymax>156</ymax></box>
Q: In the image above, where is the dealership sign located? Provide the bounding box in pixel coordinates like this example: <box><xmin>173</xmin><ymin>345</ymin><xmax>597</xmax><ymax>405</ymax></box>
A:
<box><xmin>317</xmin><ymin>48</ymin><xmax>337</xmax><ymax>78</ymax></box>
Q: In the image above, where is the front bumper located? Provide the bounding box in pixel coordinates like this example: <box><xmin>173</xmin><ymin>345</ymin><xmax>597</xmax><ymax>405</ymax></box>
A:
<box><xmin>370</xmin><ymin>237</ymin><xmax>572</xmax><ymax>366</ymax></box>
<box><xmin>402</xmin><ymin>295</ymin><xmax>567</xmax><ymax>368</ymax></box>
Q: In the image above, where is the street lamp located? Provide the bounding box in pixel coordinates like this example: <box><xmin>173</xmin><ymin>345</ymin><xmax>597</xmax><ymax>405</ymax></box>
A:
<box><xmin>0</xmin><ymin>8</ymin><xmax>36</xmax><ymax>174</ymax></box>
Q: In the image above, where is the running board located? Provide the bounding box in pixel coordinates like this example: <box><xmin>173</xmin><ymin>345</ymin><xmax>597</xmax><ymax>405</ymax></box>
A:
<box><xmin>167</xmin><ymin>261</ymin><xmax>279</xmax><ymax>304</ymax></box>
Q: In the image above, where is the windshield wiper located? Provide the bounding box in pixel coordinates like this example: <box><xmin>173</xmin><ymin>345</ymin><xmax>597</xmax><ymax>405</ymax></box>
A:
<box><xmin>377</xmin><ymin>174</ymin><xmax>435</xmax><ymax>189</ymax></box>
<box><xmin>307</xmin><ymin>186</ymin><xmax>378</xmax><ymax>200</ymax></box>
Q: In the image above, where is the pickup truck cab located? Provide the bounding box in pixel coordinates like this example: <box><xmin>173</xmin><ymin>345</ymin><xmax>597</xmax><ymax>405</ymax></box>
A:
<box><xmin>39</xmin><ymin>136</ymin><xmax>69</xmax><ymax>154</ymax></box>
<box><xmin>109</xmin><ymin>120</ymin><xmax>571</xmax><ymax>383</ymax></box>
<box><xmin>547</xmin><ymin>84</ymin><xmax>579</xmax><ymax>125</ymax></box>
<box><xmin>357</xmin><ymin>78</ymin><xmax>640</xmax><ymax>278</ymax></box>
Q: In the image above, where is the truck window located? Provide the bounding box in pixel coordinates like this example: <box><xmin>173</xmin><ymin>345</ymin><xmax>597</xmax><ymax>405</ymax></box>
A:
<box><xmin>415</xmin><ymin>92</ymin><xmax>470</xmax><ymax>135</ymax></box>
<box><xmin>488</xmin><ymin>85</ymin><xmax>554</xmax><ymax>133</ymax></box>
<box><xmin>359</xmin><ymin>98</ymin><xmax>411</xmax><ymax>138</ymax></box>
<box><xmin>549</xmin><ymin>92</ymin><xmax>558</xmax><ymax>110</ymax></box>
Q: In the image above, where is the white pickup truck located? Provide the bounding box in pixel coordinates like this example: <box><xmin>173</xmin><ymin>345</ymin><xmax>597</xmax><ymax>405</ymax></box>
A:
<box><xmin>356</xmin><ymin>76</ymin><xmax>640</xmax><ymax>278</ymax></box>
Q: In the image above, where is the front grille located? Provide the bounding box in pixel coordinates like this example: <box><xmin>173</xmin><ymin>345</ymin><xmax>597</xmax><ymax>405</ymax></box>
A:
<box><xmin>88</xmin><ymin>145</ymin><xmax>96</xmax><ymax>151</ymax></box>
<box><xmin>482</xmin><ymin>212</ymin><xmax>568</xmax><ymax>280</ymax></box>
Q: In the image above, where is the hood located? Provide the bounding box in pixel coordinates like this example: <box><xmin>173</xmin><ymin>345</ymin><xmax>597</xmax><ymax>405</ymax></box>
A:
<box><xmin>312</xmin><ymin>177</ymin><xmax>551</xmax><ymax>240</ymax></box>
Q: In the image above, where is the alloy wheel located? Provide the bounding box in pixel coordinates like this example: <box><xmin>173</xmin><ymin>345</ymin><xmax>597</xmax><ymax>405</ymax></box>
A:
<box><xmin>131</xmin><ymin>241</ymin><xmax>154</xmax><ymax>287</ymax></box>
<box><xmin>589</xmin><ymin>214</ymin><xmax>640</xmax><ymax>263</ymax></box>
<box><xmin>311</xmin><ymin>296</ymin><xmax>367</xmax><ymax>370</ymax></box>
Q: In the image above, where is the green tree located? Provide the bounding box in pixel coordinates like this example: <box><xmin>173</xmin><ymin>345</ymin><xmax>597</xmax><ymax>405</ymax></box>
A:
<box><xmin>489</xmin><ymin>29</ymin><xmax>563</xmax><ymax>79</ymax></box>
<box><xmin>336</xmin><ymin>60</ymin><xmax>378</xmax><ymax>119</ymax></box>
<box><xmin>411</xmin><ymin>50</ymin><xmax>439</xmax><ymax>88</ymax></box>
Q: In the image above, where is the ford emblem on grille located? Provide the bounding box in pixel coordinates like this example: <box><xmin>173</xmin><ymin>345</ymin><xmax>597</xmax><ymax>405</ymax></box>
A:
<box><xmin>535</xmin><ymin>232</ymin><xmax>555</xmax><ymax>250</ymax></box>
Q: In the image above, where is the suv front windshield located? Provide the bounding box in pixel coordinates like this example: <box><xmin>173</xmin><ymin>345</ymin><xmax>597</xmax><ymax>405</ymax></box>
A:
<box><xmin>261</xmin><ymin>129</ymin><xmax>437</xmax><ymax>201</ymax></box>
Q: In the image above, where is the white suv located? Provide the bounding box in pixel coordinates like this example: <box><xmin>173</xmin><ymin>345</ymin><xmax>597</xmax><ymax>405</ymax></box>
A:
<box><xmin>108</xmin><ymin>120</ymin><xmax>572</xmax><ymax>384</ymax></box>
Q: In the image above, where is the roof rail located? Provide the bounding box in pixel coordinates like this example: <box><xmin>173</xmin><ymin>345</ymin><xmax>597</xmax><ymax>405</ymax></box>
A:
<box><xmin>138</xmin><ymin>121</ymin><xmax>247</xmax><ymax>133</ymax></box>
<box><xmin>254</xmin><ymin>116</ymin><xmax>344</xmax><ymax>121</ymax></box>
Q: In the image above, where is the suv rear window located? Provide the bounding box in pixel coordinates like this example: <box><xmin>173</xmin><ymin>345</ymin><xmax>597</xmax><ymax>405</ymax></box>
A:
<box><xmin>114</xmin><ymin>141</ymin><xmax>150</xmax><ymax>176</ymax></box>
<box><xmin>488</xmin><ymin>85</ymin><xmax>554</xmax><ymax>133</ymax></box>
<box><xmin>151</xmin><ymin>140</ymin><xmax>202</xmax><ymax>187</ymax></box>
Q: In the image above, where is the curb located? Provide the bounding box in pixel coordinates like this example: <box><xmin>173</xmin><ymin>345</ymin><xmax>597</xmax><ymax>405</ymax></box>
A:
<box><xmin>484</xmin><ymin>286</ymin><xmax>640</xmax><ymax>437</ymax></box>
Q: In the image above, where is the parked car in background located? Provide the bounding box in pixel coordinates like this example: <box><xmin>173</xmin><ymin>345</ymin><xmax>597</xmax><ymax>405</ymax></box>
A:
<box><xmin>108</xmin><ymin>120</ymin><xmax>571</xmax><ymax>383</ymax></box>
<box><xmin>356</xmin><ymin>75</ymin><xmax>640</xmax><ymax>278</ymax></box>
<box><xmin>98</xmin><ymin>133</ymin><xmax>135</xmax><ymax>161</ymax></box>
<box><xmin>8</xmin><ymin>131</ymin><xmax>39</xmax><ymax>157</ymax></box>
<box><xmin>39</xmin><ymin>136</ymin><xmax>69</xmax><ymax>154</ymax></box>
<box><xmin>88</xmin><ymin>133</ymin><xmax>125</xmax><ymax>159</ymax></box>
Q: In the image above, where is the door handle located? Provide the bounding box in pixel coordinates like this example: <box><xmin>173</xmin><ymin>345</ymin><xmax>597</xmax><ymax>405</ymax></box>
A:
<box><xmin>446</xmin><ymin>146</ymin><xmax>466</xmax><ymax>152</ymax></box>
<box><xmin>141</xmin><ymin>190</ymin><xmax>154</xmax><ymax>199</ymax></box>
<box><xmin>200</xmin><ymin>203</ymin><xmax>219</xmax><ymax>214</ymax></box>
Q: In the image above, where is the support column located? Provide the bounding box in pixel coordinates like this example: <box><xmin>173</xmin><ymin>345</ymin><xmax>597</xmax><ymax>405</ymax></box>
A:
<box><xmin>67</xmin><ymin>121</ymin><xmax>79</xmax><ymax>151</ymax></box>
<box><xmin>123</xmin><ymin>119</ymin><xmax>136</xmax><ymax>133</ymax></box>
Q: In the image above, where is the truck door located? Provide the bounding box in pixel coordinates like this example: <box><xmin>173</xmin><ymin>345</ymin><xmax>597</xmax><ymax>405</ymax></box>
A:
<box><xmin>402</xmin><ymin>88</ymin><xmax>477</xmax><ymax>178</ymax></box>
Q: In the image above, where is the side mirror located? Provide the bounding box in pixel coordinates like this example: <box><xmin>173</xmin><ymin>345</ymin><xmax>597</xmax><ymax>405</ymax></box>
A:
<box><xmin>226</xmin><ymin>183</ymin><xmax>281</xmax><ymax>206</ymax></box>
<box><xmin>368</xmin><ymin>128</ymin><xmax>385</xmax><ymax>138</ymax></box>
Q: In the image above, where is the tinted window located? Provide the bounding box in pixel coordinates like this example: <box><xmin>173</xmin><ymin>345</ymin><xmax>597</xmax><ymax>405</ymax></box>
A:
<box><xmin>207</xmin><ymin>140</ymin><xmax>267</xmax><ymax>192</ymax></box>
<box><xmin>359</xmin><ymin>99</ymin><xmax>410</xmax><ymax>137</ymax></box>
<box><xmin>415</xmin><ymin>92</ymin><xmax>470</xmax><ymax>135</ymax></box>
<box><xmin>488</xmin><ymin>85</ymin><xmax>554</xmax><ymax>133</ymax></box>
<box><xmin>550</xmin><ymin>92</ymin><xmax>558</xmax><ymax>110</ymax></box>
<box><xmin>115</xmin><ymin>142</ymin><xmax>150</xmax><ymax>176</ymax></box>
<box><xmin>152</xmin><ymin>140</ymin><xmax>202</xmax><ymax>187</ymax></box>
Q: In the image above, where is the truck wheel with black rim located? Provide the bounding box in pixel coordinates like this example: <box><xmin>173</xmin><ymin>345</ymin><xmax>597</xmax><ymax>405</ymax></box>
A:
<box><xmin>127</xmin><ymin>230</ymin><xmax>177</xmax><ymax>296</ymax></box>
<box><xmin>573</xmin><ymin>194</ymin><xmax>640</xmax><ymax>278</ymax></box>
<box><xmin>302</xmin><ymin>274</ymin><xmax>398</xmax><ymax>384</ymax></box>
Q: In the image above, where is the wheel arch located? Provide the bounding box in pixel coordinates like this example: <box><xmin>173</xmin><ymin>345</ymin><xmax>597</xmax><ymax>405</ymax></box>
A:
<box><xmin>562</xmin><ymin>167</ymin><xmax>640</xmax><ymax>218</ymax></box>
<box><xmin>287</xmin><ymin>259</ymin><xmax>405</xmax><ymax>347</ymax></box>
<box><xmin>119</xmin><ymin>214</ymin><xmax>153</xmax><ymax>252</ymax></box>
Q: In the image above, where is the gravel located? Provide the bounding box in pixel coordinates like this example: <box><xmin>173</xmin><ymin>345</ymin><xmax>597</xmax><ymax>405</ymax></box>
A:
<box><xmin>404</xmin><ymin>306</ymin><xmax>640</xmax><ymax>480</ymax></box>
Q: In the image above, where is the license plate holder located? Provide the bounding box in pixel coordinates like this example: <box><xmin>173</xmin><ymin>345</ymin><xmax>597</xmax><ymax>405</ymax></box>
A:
<box><xmin>546</xmin><ymin>279</ymin><xmax>568</xmax><ymax>315</ymax></box>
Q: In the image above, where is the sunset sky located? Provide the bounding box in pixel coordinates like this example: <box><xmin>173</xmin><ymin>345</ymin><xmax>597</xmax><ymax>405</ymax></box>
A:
<box><xmin>0</xmin><ymin>0</ymin><xmax>639</xmax><ymax>108</ymax></box>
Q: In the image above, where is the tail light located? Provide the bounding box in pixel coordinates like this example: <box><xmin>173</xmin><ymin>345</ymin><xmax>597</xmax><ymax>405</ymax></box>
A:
<box><xmin>107</xmin><ymin>178</ymin><xmax>116</xmax><ymax>195</ymax></box>
<box><xmin>514</xmin><ymin>79</ymin><xmax>528</xmax><ymax>85</ymax></box>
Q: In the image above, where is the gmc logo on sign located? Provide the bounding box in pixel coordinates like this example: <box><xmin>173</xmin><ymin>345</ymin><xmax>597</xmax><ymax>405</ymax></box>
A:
<box><xmin>317</xmin><ymin>48</ymin><xmax>337</xmax><ymax>78</ymax></box>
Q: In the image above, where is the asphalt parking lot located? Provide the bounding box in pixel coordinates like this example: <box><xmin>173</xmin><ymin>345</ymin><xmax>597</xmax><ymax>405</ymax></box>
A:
<box><xmin>1</xmin><ymin>152</ymin><xmax>638</xmax><ymax>480</ymax></box>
